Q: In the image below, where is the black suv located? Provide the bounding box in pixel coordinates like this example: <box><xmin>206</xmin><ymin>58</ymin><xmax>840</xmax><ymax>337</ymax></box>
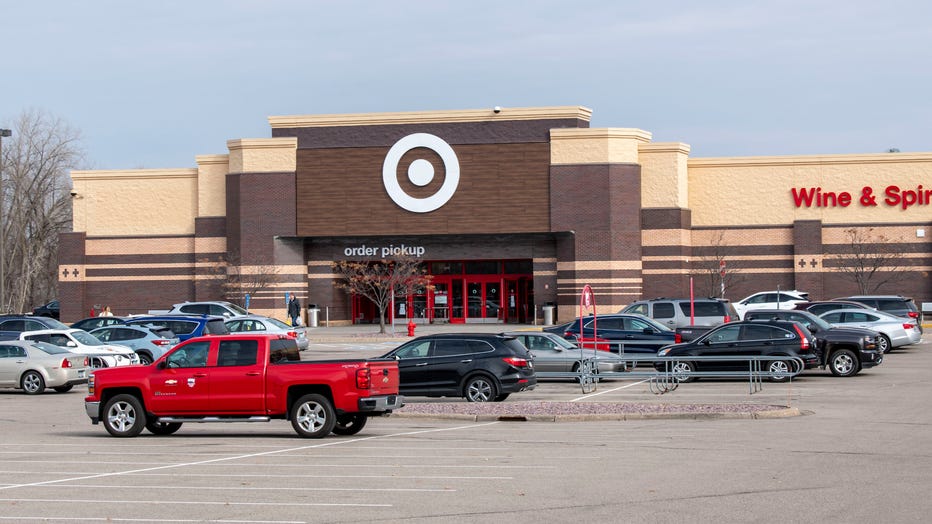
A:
<box><xmin>654</xmin><ymin>319</ymin><xmax>819</xmax><ymax>382</ymax></box>
<box><xmin>744</xmin><ymin>309</ymin><xmax>883</xmax><ymax>377</ymax></box>
<box><xmin>381</xmin><ymin>333</ymin><xmax>536</xmax><ymax>402</ymax></box>
<box><xmin>834</xmin><ymin>295</ymin><xmax>923</xmax><ymax>331</ymax></box>
<box><xmin>32</xmin><ymin>300</ymin><xmax>60</xmax><ymax>320</ymax></box>
<box><xmin>0</xmin><ymin>315</ymin><xmax>71</xmax><ymax>341</ymax></box>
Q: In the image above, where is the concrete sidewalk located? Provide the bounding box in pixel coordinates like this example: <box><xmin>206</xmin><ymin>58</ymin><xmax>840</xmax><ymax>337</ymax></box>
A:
<box><xmin>304</xmin><ymin>321</ymin><xmax>543</xmax><ymax>343</ymax></box>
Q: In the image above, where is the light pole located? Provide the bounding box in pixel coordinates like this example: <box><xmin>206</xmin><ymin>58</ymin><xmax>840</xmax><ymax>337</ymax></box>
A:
<box><xmin>0</xmin><ymin>128</ymin><xmax>10</xmax><ymax>313</ymax></box>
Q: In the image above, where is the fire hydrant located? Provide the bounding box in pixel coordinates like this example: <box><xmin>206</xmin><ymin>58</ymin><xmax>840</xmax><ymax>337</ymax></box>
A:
<box><xmin>407</xmin><ymin>319</ymin><xmax>416</xmax><ymax>337</ymax></box>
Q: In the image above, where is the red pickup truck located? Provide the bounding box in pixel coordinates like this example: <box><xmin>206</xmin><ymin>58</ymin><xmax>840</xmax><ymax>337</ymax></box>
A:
<box><xmin>84</xmin><ymin>334</ymin><xmax>403</xmax><ymax>438</ymax></box>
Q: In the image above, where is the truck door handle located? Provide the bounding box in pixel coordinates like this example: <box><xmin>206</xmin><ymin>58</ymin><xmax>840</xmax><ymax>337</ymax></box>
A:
<box><xmin>193</xmin><ymin>373</ymin><xmax>207</xmax><ymax>378</ymax></box>
<box><xmin>460</xmin><ymin>359</ymin><xmax>473</xmax><ymax>363</ymax></box>
<box><xmin>415</xmin><ymin>362</ymin><xmax>428</xmax><ymax>367</ymax></box>
<box><xmin>245</xmin><ymin>371</ymin><xmax>261</xmax><ymax>376</ymax></box>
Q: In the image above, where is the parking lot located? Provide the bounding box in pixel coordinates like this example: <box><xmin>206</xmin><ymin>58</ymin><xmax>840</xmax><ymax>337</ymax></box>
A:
<box><xmin>1</xmin><ymin>337</ymin><xmax>931</xmax><ymax>523</ymax></box>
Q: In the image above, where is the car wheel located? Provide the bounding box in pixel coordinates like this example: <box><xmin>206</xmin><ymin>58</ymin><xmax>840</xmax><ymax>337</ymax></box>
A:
<box><xmin>290</xmin><ymin>394</ymin><xmax>336</xmax><ymax>438</ymax></box>
<box><xmin>53</xmin><ymin>385</ymin><xmax>74</xmax><ymax>393</ymax></box>
<box><xmin>332</xmin><ymin>414</ymin><xmax>368</xmax><ymax>436</ymax></box>
<box><xmin>103</xmin><ymin>394</ymin><xmax>147</xmax><ymax>437</ymax></box>
<box><xmin>138</xmin><ymin>352</ymin><xmax>153</xmax><ymax>365</ymax></box>
<box><xmin>493</xmin><ymin>393</ymin><xmax>510</xmax><ymax>402</ymax></box>
<box><xmin>464</xmin><ymin>375</ymin><xmax>497</xmax><ymax>402</ymax></box>
<box><xmin>146</xmin><ymin>421</ymin><xmax>183</xmax><ymax>435</ymax></box>
<box><xmin>878</xmin><ymin>334</ymin><xmax>893</xmax><ymax>354</ymax></box>
<box><xmin>829</xmin><ymin>349</ymin><xmax>860</xmax><ymax>377</ymax></box>
<box><xmin>670</xmin><ymin>361</ymin><xmax>697</xmax><ymax>383</ymax></box>
<box><xmin>768</xmin><ymin>358</ymin><xmax>795</xmax><ymax>382</ymax></box>
<box><xmin>21</xmin><ymin>371</ymin><xmax>46</xmax><ymax>394</ymax></box>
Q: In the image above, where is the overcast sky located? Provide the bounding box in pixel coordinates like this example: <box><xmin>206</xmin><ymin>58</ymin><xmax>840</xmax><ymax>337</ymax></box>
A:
<box><xmin>4</xmin><ymin>1</ymin><xmax>930</xmax><ymax>169</ymax></box>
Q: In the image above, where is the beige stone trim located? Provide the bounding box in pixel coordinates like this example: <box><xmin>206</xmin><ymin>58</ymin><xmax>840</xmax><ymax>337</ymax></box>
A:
<box><xmin>534</xmin><ymin>270</ymin><xmax>557</xmax><ymax>277</ymax></box>
<box><xmin>557</xmin><ymin>260</ymin><xmax>643</xmax><ymax>271</ymax></box>
<box><xmin>533</xmin><ymin>257</ymin><xmax>558</xmax><ymax>263</ymax></box>
<box><xmin>642</xmin><ymin>229</ymin><xmax>692</xmax><ymax>246</ymax></box>
<box><xmin>550</xmin><ymin>128</ymin><xmax>652</xmax><ymax>165</ymax></box>
<box><xmin>227</xmin><ymin>138</ymin><xmax>297</xmax><ymax>174</ymax></box>
<box><xmin>268</xmin><ymin>106</ymin><xmax>592</xmax><ymax>128</ymax></box>
<box><xmin>194</xmin><ymin>237</ymin><xmax>226</xmax><ymax>254</ymax></box>
<box><xmin>556</xmin><ymin>278</ymin><xmax>644</xmax><ymax>285</ymax></box>
<box><xmin>689</xmin><ymin>152</ymin><xmax>932</xmax><ymax>167</ymax></box>
<box><xmin>87</xmin><ymin>237</ymin><xmax>196</xmax><ymax>256</ymax></box>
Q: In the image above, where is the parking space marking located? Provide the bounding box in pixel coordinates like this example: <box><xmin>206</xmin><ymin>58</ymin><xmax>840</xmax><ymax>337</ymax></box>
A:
<box><xmin>0</xmin><ymin>519</ymin><xmax>303</xmax><ymax>524</ymax></box>
<box><xmin>0</xmin><ymin>470</ymin><xmax>515</xmax><ymax>480</ymax></box>
<box><xmin>0</xmin><ymin>421</ymin><xmax>501</xmax><ymax>492</ymax></box>
<box><xmin>0</xmin><ymin>497</ymin><xmax>393</xmax><ymax>508</ymax></box>
<box><xmin>570</xmin><ymin>378</ymin><xmax>650</xmax><ymax>401</ymax></box>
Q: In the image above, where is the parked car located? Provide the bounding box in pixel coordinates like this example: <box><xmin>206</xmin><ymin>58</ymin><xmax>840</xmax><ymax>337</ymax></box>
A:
<box><xmin>732</xmin><ymin>290</ymin><xmax>810</xmax><ymax>319</ymax></box>
<box><xmin>19</xmin><ymin>329</ymin><xmax>140</xmax><ymax>368</ymax></box>
<box><xmin>71</xmin><ymin>316</ymin><xmax>134</xmax><ymax>332</ymax></box>
<box><xmin>167</xmin><ymin>301</ymin><xmax>249</xmax><ymax>319</ymax></box>
<box><xmin>380</xmin><ymin>333</ymin><xmax>536</xmax><ymax>402</ymax></box>
<box><xmin>833</xmin><ymin>295</ymin><xmax>923</xmax><ymax>331</ymax></box>
<box><xmin>225</xmin><ymin>315</ymin><xmax>309</xmax><ymax>351</ymax></box>
<box><xmin>654</xmin><ymin>319</ymin><xmax>819</xmax><ymax>382</ymax></box>
<box><xmin>0</xmin><ymin>315</ymin><xmax>71</xmax><ymax>341</ymax></box>
<box><xmin>557</xmin><ymin>314</ymin><xmax>679</xmax><ymax>354</ymax></box>
<box><xmin>620</xmin><ymin>297</ymin><xmax>738</xmax><ymax>341</ymax></box>
<box><xmin>90</xmin><ymin>324</ymin><xmax>179</xmax><ymax>365</ymax></box>
<box><xmin>502</xmin><ymin>331</ymin><xmax>628</xmax><ymax>376</ymax></box>
<box><xmin>744</xmin><ymin>309</ymin><xmax>884</xmax><ymax>377</ymax></box>
<box><xmin>819</xmin><ymin>309</ymin><xmax>922</xmax><ymax>353</ymax></box>
<box><xmin>32</xmin><ymin>300</ymin><xmax>60</xmax><ymax>320</ymax></box>
<box><xmin>124</xmin><ymin>315</ymin><xmax>229</xmax><ymax>341</ymax></box>
<box><xmin>0</xmin><ymin>340</ymin><xmax>88</xmax><ymax>394</ymax></box>
<box><xmin>793</xmin><ymin>300</ymin><xmax>873</xmax><ymax>317</ymax></box>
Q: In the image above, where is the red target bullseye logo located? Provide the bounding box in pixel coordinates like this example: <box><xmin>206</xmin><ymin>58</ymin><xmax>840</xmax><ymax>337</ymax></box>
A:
<box><xmin>382</xmin><ymin>133</ymin><xmax>460</xmax><ymax>213</ymax></box>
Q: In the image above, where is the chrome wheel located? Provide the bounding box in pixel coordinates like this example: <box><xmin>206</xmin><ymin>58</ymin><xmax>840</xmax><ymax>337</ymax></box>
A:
<box><xmin>464</xmin><ymin>376</ymin><xmax>496</xmax><ymax>402</ymax></box>
<box><xmin>22</xmin><ymin>371</ymin><xmax>45</xmax><ymax>394</ymax></box>
<box><xmin>290</xmin><ymin>394</ymin><xmax>335</xmax><ymax>438</ymax></box>
<box><xmin>830</xmin><ymin>349</ymin><xmax>858</xmax><ymax>377</ymax></box>
<box><xmin>671</xmin><ymin>361</ymin><xmax>696</xmax><ymax>383</ymax></box>
<box><xmin>768</xmin><ymin>360</ymin><xmax>793</xmax><ymax>382</ymax></box>
<box><xmin>102</xmin><ymin>394</ymin><xmax>146</xmax><ymax>437</ymax></box>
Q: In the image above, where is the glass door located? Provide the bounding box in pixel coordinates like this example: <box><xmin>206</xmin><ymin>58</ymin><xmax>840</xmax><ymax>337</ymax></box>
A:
<box><xmin>450</xmin><ymin>279</ymin><xmax>465</xmax><ymax>323</ymax></box>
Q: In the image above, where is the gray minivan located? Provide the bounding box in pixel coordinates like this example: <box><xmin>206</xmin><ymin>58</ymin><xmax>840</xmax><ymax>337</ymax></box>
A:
<box><xmin>620</xmin><ymin>298</ymin><xmax>738</xmax><ymax>340</ymax></box>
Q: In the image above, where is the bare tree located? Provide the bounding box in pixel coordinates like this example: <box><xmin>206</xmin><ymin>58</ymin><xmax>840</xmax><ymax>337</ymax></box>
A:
<box><xmin>831</xmin><ymin>227</ymin><xmax>906</xmax><ymax>294</ymax></box>
<box><xmin>331</xmin><ymin>257</ymin><xmax>432</xmax><ymax>334</ymax></box>
<box><xmin>199</xmin><ymin>250</ymin><xmax>281</xmax><ymax>305</ymax></box>
<box><xmin>690</xmin><ymin>231</ymin><xmax>746</xmax><ymax>298</ymax></box>
<box><xmin>1</xmin><ymin>109</ymin><xmax>84</xmax><ymax>313</ymax></box>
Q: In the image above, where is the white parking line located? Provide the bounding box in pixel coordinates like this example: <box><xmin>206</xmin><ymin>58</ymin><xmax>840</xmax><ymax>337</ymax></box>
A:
<box><xmin>36</xmin><ymin>483</ymin><xmax>455</xmax><ymax>493</ymax></box>
<box><xmin>0</xmin><ymin>470</ymin><xmax>515</xmax><ymax>480</ymax></box>
<box><xmin>0</xmin><ymin>519</ymin><xmax>302</xmax><ymax>524</ymax></box>
<box><xmin>0</xmin><ymin>421</ymin><xmax>501</xmax><ymax>492</ymax></box>
<box><xmin>0</xmin><ymin>497</ymin><xmax>391</xmax><ymax>507</ymax></box>
<box><xmin>570</xmin><ymin>378</ymin><xmax>650</xmax><ymax>401</ymax></box>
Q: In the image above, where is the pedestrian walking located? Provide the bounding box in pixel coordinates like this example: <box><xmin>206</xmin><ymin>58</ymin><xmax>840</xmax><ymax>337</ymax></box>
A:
<box><xmin>287</xmin><ymin>293</ymin><xmax>301</xmax><ymax>326</ymax></box>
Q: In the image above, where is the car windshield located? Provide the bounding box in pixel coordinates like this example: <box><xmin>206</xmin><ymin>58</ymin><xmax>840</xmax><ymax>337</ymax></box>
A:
<box><xmin>41</xmin><ymin>318</ymin><xmax>70</xmax><ymax>330</ymax></box>
<box><xmin>70</xmin><ymin>330</ymin><xmax>105</xmax><ymax>346</ymax></box>
<box><xmin>549</xmin><ymin>335</ymin><xmax>579</xmax><ymax>349</ymax></box>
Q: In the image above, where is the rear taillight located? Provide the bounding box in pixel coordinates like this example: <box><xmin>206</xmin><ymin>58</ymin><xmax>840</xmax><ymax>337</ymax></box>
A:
<box><xmin>84</xmin><ymin>357</ymin><xmax>89</xmax><ymax>367</ymax></box>
<box><xmin>287</xmin><ymin>331</ymin><xmax>297</xmax><ymax>338</ymax></box>
<box><xmin>723</xmin><ymin>315</ymin><xmax>732</xmax><ymax>323</ymax></box>
<box><xmin>908</xmin><ymin>312</ymin><xmax>919</xmax><ymax>319</ymax></box>
<box><xmin>502</xmin><ymin>357</ymin><xmax>530</xmax><ymax>368</ymax></box>
<box><xmin>903</xmin><ymin>323</ymin><xmax>916</xmax><ymax>330</ymax></box>
<box><xmin>674</xmin><ymin>334</ymin><xmax>682</xmax><ymax>343</ymax></box>
<box><xmin>153</xmin><ymin>339</ymin><xmax>172</xmax><ymax>346</ymax></box>
<box><xmin>356</xmin><ymin>368</ymin><xmax>371</xmax><ymax>389</ymax></box>
<box><xmin>793</xmin><ymin>325</ymin><xmax>811</xmax><ymax>351</ymax></box>
<box><xmin>62</xmin><ymin>358</ymin><xmax>72</xmax><ymax>368</ymax></box>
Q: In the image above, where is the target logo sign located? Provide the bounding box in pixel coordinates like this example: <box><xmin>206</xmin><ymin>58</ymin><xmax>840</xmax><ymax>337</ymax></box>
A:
<box><xmin>382</xmin><ymin>133</ymin><xmax>460</xmax><ymax>213</ymax></box>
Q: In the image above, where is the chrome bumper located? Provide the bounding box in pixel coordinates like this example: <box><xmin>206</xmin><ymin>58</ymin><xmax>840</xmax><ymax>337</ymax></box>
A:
<box><xmin>85</xmin><ymin>401</ymin><xmax>100</xmax><ymax>424</ymax></box>
<box><xmin>357</xmin><ymin>394</ymin><xmax>404</xmax><ymax>412</ymax></box>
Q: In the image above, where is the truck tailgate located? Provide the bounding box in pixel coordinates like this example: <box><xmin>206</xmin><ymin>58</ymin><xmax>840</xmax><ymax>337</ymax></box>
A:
<box><xmin>365</xmin><ymin>359</ymin><xmax>400</xmax><ymax>396</ymax></box>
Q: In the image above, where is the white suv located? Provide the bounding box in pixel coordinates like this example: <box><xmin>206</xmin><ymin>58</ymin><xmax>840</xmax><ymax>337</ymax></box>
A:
<box><xmin>733</xmin><ymin>290</ymin><xmax>809</xmax><ymax>319</ymax></box>
<box><xmin>167</xmin><ymin>301</ymin><xmax>248</xmax><ymax>319</ymax></box>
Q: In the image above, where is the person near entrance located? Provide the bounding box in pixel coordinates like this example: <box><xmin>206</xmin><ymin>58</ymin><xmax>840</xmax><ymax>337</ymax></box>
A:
<box><xmin>287</xmin><ymin>293</ymin><xmax>301</xmax><ymax>326</ymax></box>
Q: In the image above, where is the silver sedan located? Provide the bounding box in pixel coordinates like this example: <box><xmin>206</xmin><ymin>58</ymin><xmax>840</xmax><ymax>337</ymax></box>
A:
<box><xmin>502</xmin><ymin>331</ymin><xmax>628</xmax><ymax>376</ymax></box>
<box><xmin>0</xmin><ymin>340</ymin><xmax>89</xmax><ymax>394</ymax></box>
<box><xmin>820</xmin><ymin>308</ymin><xmax>923</xmax><ymax>353</ymax></box>
<box><xmin>225</xmin><ymin>315</ymin><xmax>309</xmax><ymax>351</ymax></box>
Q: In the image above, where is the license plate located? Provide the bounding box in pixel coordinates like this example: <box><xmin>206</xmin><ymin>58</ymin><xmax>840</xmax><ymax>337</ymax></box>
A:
<box><xmin>78</xmin><ymin>370</ymin><xmax>86</xmax><ymax>378</ymax></box>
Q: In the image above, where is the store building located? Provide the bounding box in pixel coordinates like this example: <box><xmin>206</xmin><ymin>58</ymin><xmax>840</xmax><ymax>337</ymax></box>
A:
<box><xmin>61</xmin><ymin>106</ymin><xmax>932</xmax><ymax>324</ymax></box>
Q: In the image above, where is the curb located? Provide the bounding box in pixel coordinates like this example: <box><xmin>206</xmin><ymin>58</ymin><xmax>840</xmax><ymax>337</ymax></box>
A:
<box><xmin>391</xmin><ymin>406</ymin><xmax>800</xmax><ymax>422</ymax></box>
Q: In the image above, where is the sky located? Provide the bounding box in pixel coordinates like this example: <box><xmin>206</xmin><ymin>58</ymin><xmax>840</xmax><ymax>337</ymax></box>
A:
<box><xmin>3</xmin><ymin>0</ymin><xmax>931</xmax><ymax>170</ymax></box>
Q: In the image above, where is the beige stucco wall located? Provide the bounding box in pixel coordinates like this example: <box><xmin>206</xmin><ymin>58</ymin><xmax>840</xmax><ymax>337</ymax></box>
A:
<box><xmin>227</xmin><ymin>138</ymin><xmax>298</xmax><ymax>174</ymax></box>
<box><xmin>688</xmin><ymin>153</ymin><xmax>932</xmax><ymax>226</ymax></box>
<box><xmin>639</xmin><ymin>142</ymin><xmax>691</xmax><ymax>208</ymax></box>
<box><xmin>550</xmin><ymin>128</ymin><xmax>652</xmax><ymax>165</ymax></box>
<box><xmin>71</xmin><ymin>169</ymin><xmax>199</xmax><ymax>236</ymax></box>
<box><xmin>196</xmin><ymin>154</ymin><xmax>229</xmax><ymax>217</ymax></box>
